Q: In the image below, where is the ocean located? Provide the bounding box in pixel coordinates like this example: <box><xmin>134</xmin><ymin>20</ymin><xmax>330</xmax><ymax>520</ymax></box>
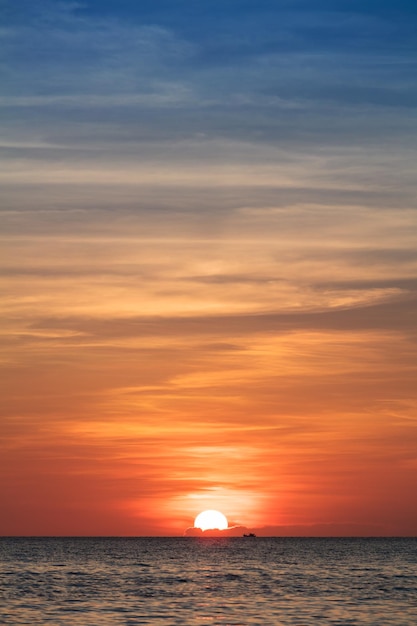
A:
<box><xmin>0</xmin><ymin>537</ymin><xmax>416</xmax><ymax>625</ymax></box>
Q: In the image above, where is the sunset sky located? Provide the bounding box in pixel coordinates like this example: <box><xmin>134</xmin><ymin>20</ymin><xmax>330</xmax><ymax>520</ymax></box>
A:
<box><xmin>1</xmin><ymin>0</ymin><xmax>417</xmax><ymax>536</ymax></box>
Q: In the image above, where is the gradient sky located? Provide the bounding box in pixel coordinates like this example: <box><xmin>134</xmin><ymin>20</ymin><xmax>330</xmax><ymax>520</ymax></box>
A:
<box><xmin>1</xmin><ymin>0</ymin><xmax>417</xmax><ymax>536</ymax></box>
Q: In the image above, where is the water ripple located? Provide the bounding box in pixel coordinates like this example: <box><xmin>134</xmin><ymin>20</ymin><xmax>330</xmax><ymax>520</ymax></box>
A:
<box><xmin>0</xmin><ymin>538</ymin><xmax>416</xmax><ymax>625</ymax></box>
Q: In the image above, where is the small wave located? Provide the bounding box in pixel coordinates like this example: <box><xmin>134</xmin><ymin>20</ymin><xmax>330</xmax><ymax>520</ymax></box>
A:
<box><xmin>223</xmin><ymin>573</ymin><xmax>243</xmax><ymax>581</ymax></box>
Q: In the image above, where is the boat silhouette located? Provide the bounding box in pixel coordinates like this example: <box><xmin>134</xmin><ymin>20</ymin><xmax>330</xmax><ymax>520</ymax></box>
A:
<box><xmin>243</xmin><ymin>533</ymin><xmax>256</xmax><ymax>537</ymax></box>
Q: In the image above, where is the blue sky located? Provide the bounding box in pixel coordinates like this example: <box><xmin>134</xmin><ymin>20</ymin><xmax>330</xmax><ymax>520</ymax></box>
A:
<box><xmin>1</xmin><ymin>0</ymin><xmax>416</xmax><ymax>303</ymax></box>
<box><xmin>2</xmin><ymin>0</ymin><xmax>416</xmax><ymax>206</ymax></box>
<box><xmin>1</xmin><ymin>0</ymin><xmax>416</xmax><ymax>337</ymax></box>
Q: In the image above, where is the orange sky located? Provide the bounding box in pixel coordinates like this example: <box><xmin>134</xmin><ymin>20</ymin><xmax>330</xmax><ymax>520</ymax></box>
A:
<box><xmin>1</xmin><ymin>1</ymin><xmax>417</xmax><ymax>537</ymax></box>
<box><xmin>1</xmin><ymin>202</ymin><xmax>417</xmax><ymax>536</ymax></box>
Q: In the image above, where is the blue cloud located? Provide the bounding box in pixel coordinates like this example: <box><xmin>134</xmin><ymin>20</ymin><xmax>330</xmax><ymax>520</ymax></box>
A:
<box><xmin>1</xmin><ymin>0</ymin><xmax>416</xmax><ymax>209</ymax></box>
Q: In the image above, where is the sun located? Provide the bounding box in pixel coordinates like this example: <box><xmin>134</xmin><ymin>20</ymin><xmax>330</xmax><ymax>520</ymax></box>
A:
<box><xmin>194</xmin><ymin>509</ymin><xmax>228</xmax><ymax>531</ymax></box>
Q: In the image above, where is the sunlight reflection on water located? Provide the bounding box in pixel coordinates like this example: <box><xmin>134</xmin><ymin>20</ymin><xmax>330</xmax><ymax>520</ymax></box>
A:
<box><xmin>1</xmin><ymin>538</ymin><xmax>416</xmax><ymax>625</ymax></box>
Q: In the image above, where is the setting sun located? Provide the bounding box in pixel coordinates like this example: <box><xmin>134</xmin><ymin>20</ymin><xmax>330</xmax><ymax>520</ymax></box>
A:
<box><xmin>194</xmin><ymin>510</ymin><xmax>228</xmax><ymax>531</ymax></box>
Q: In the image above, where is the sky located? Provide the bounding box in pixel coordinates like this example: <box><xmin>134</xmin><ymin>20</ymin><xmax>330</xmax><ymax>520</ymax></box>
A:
<box><xmin>1</xmin><ymin>0</ymin><xmax>417</xmax><ymax>536</ymax></box>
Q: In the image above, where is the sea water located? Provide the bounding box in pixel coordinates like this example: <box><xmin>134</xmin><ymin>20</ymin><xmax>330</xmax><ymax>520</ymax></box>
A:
<box><xmin>0</xmin><ymin>537</ymin><xmax>416</xmax><ymax>625</ymax></box>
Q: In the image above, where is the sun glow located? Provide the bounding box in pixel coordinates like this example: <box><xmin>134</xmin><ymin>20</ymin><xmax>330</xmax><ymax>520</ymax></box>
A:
<box><xmin>194</xmin><ymin>509</ymin><xmax>228</xmax><ymax>531</ymax></box>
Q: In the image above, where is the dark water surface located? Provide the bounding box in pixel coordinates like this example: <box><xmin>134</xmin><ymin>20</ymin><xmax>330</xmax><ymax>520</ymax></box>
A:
<box><xmin>1</xmin><ymin>537</ymin><xmax>416</xmax><ymax>625</ymax></box>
